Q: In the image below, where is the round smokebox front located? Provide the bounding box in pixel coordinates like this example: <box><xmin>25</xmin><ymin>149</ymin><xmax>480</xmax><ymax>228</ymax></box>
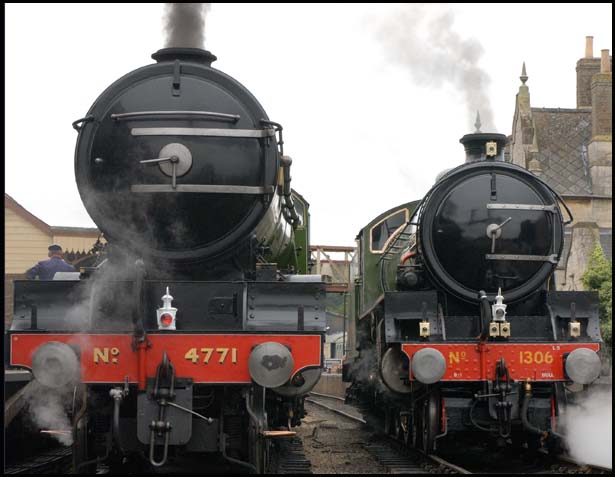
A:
<box><xmin>75</xmin><ymin>51</ymin><xmax>279</xmax><ymax>264</ymax></box>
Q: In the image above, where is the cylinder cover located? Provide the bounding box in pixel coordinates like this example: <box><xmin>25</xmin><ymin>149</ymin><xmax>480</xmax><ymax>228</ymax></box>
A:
<box><xmin>32</xmin><ymin>342</ymin><xmax>80</xmax><ymax>388</ymax></box>
<box><xmin>380</xmin><ymin>347</ymin><xmax>412</xmax><ymax>394</ymax></box>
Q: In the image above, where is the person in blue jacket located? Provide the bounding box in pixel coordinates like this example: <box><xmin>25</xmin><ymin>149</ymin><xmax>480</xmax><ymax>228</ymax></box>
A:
<box><xmin>26</xmin><ymin>244</ymin><xmax>76</xmax><ymax>280</ymax></box>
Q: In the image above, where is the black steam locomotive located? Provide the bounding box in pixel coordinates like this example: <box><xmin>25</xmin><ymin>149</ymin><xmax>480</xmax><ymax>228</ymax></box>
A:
<box><xmin>9</xmin><ymin>47</ymin><xmax>325</xmax><ymax>473</ymax></box>
<box><xmin>343</xmin><ymin>131</ymin><xmax>604</xmax><ymax>453</ymax></box>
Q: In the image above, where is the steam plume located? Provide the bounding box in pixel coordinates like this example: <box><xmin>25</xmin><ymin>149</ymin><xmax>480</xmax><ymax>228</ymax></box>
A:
<box><xmin>561</xmin><ymin>387</ymin><xmax>612</xmax><ymax>468</ymax></box>
<box><xmin>164</xmin><ymin>3</ymin><xmax>211</xmax><ymax>49</ymax></box>
<box><xmin>371</xmin><ymin>4</ymin><xmax>495</xmax><ymax>131</ymax></box>
<box><xmin>24</xmin><ymin>382</ymin><xmax>74</xmax><ymax>446</ymax></box>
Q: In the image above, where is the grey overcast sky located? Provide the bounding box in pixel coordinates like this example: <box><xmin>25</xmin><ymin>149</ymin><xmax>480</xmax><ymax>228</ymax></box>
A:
<box><xmin>5</xmin><ymin>3</ymin><xmax>612</xmax><ymax>247</ymax></box>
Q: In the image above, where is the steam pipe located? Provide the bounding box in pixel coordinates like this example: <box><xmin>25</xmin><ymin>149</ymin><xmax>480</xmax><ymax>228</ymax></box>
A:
<box><xmin>521</xmin><ymin>381</ymin><xmax>565</xmax><ymax>445</ymax></box>
<box><xmin>477</xmin><ymin>290</ymin><xmax>491</xmax><ymax>340</ymax></box>
<box><xmin>72</xmin><ymin>386</ymin><xmax>88</xmax><ymax>472</ymax></box>
<box><xmin>75</xmin><ymin>444</ymin><xmax>110</xmax><ymax>472</ymax></box>
<box><xmin>521</xmin><ymin>390</ymin><xmax>546</xmax><ymax>437</ymax></box>
<box><xmin>281</xmin><ymin>155</ymin><xmax>301</xmax><ymax>227</ymax></box>
<box><xmin>133</xmin><ymin>259</ymin><xmax>148</xmax><ymax>390</ymax></box>
<box><xmin>220</xmin><ymin>432</ymin><xmax>257</xmax><ymax>472</ymax></box>
<box><xmin>137</xmin><ymin>342</ymin><xmax>147</xmax><ymax>391</ymax></box>
<box><xmin>73</xmin><ymin>388</ymin><xmax>111</xmax><ymax>473</ymax></box>
<box><xmin>218</xmin><ymin>405</ymin><xmax>258</xmax><ymax>472</ymax></box>
<box><xmin>109</xmin><ymin>384</ymin><xmax>130</xmax><ymax>455</ymax></box>
<box><xmin>133</xmin><ymin>259</ymin><xmax>146</xmax><ymax>337</ymax></box>
<box><xmin>546</xmin><ymin>303</ymin><xmax>558</xmax><ymax>340</ymax></box>
<box><xmin>112</xmin><ymin>396</ymin><xmax>125</xmax><ymax>453</ymax></box>
<box><xmin>244</xmin><ymin>391</ymin><xmax>260</xmax><ymax>428</ymax></box>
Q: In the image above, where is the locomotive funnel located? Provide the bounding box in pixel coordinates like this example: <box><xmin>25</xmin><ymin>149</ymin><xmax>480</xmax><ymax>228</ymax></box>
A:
<box><xmin>152</xmin><ymin>47</ymin><xmax>217</xmax><ymax>65</ymax></box>
<box><xmin>460</xmin><ymin>132</ymin><xmax>508</xmax><ymax>163</ymax></box>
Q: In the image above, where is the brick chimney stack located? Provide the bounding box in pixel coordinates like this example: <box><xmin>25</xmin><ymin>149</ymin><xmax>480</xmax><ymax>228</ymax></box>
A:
<box><xmin>600</xmin><ymin>49</ymin><xmax>611</xmax><ymax>73</ymax></box>
<box><xmin>576</xmin><ymin>36</ymin><xmax>602</xmax><ymax>108</ymax></box>
<box><xmin>585</xmin><ymin>36</ymin><xmax>594</xmax><ymax>58</ymax></box>
<box><xmin>588</xmin><ymin>47</ymin><xmax>612</xmax><ymax>196</ymax></box>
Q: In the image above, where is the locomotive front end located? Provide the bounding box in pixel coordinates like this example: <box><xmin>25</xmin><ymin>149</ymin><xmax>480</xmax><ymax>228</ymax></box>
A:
<box><xmin>9</xmin><ymin>41</ymin><xmax>325</xmax><ymax>474</ymax></box>
<box><xmin>345</xmin><ymin>130</ymin><xmax>604</xmax><ymax>455</ymax></box>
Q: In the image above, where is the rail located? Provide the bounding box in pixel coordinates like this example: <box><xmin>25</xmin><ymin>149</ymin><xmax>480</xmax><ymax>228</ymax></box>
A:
<box><xmin>305</xmin><ymin>396</ymin><xmax>471</xmax><ymax>474</ymax></box>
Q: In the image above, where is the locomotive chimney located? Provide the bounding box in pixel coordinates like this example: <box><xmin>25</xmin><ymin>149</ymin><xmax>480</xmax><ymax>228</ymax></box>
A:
<box><xmin>459</xmin><ymin>132</ymin><xmax>508</xmax><ymax>163</ymax></box>
<box><xmin>152</xmin><ymin>47</ymin><xmax>217</xmax><ymax>66</ymax></box>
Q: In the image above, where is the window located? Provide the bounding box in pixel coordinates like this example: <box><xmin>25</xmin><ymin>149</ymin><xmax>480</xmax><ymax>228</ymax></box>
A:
<box><xmin>370</xmin><ymin>209</ymin><xmax>409</xmax><ymax>253</ymax></box>
<box><xmin>291</xmin><ymin>193</ymin><xmax>305</xmax><ymax>226</ymax></box>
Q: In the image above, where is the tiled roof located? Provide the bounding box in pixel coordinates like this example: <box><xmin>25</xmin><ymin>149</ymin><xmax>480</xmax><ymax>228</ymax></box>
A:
<box><xmin>531</xmin><ymin>108</ymin><xmax>593</xmax><ymax>196</ymax></box>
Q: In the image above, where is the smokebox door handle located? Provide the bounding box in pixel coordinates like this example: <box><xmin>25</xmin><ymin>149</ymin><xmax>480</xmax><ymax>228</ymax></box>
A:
<box><xmin>172</xmin><ymin>60</ymin><xmax>181</xmax><ymax>97</ymax></box>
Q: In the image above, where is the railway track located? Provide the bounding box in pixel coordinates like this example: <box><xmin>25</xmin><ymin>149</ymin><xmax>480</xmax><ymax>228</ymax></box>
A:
<box><xmin>306</xmin><ymin>393</ymin><xmax>470</xmax><ymax>474</ymax></box>
<box><xmin>4</xmin><ymin>432</ymin><xmax>312</xmax><ymax>475</ymax></box>
<box><xmin>6</xmin><ymin>394</ymin><xmax>609</xmax><ymax>475</ymax></box>
<box><xmin>543</xmin><ymin>452</ymin><xmax>612</xmax><ymax>474</ymax></box>
<box><xmin>271</xmin><ymin>436</ymin><xmax>312</xmax><ymax>474</ymax></box>
<box><xmin>306</xmin><ymin>393</ymin><xmax>611</xmax><ymax>475</ymax></box>
<box><xmin>4</xmin><ymin>446</ymin><xmax>73</xmax><ymax>475</ymax></box>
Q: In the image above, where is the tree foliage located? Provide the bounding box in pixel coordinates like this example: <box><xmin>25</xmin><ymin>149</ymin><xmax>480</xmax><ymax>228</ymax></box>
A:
<box><xmin>582</xmin><ymin>242</ymin><xmax>612</xmax><ymax>348</ymax></box>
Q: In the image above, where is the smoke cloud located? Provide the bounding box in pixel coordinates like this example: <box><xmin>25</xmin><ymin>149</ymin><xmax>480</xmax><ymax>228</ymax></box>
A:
<box><xmin>24</xmin><ymin>381</ymin><xmax>75</xmax><ymax>446</ymax></box>
<box><xmin>561</xmin><ymin>387</ymin><xmax>612</xmax><ymax>468</ymax></box>
<box><xmin>370</xmin><ymin>4</ymin><xmax>495</xmax><ymax>131</ymax></box>
<box><xmin>164</xmin><ymin>3</ymin><xmax>211</xmax><ymax>49</ymax></box>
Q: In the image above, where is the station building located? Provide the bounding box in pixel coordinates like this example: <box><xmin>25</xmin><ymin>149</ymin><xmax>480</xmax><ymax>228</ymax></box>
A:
<box><xmin>4</xmin><ymin>193</ymin><xmax>102</xmax><ymax>327</ymax></box>
<box><xmin>507</xmin><ymin>37</ymin><xmax>612</xmax><ymax>290</ymax></box>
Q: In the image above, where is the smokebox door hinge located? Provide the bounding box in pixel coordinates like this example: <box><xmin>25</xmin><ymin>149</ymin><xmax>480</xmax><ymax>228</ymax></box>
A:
<box><xmin>172</xmin><ymin>60</ymin><xmax>181</xmax><ymax>97</ymax></box>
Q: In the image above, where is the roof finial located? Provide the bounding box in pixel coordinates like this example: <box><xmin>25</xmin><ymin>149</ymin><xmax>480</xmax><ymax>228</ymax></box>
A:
<box><xmin>520</xmin><ymin>62</ymin><xmax>528</xmax><ymax>85</ymax></box>
<box><xmin>474</xmin><ymin>110</ymin><xmax>482</xmax><ymax>133</ymax></box>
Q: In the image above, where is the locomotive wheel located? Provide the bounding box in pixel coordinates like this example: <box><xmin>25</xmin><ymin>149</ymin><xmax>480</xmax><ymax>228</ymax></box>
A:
<box><xmin>384</xmin><ymin>408</ymin><xmax>393</xmax><ymax>435</ymax></box>
<box><xmin>421</xmin><ymin>392</ymin><xmax>441</xmax><ymax>454</ymax></box>
<box><xmin>395</xmin><ymin>411</ymin><xmax>412</xmax><ymax>445</ymax></box>
<box><xmin>403</xmin><ymin>414</ymin><xmax>412</xmax><ymax>446</ymax></box>
<box><xmin>393</xmin><ymin>412</ymin><xmax>403</xmax><ymax>440</ymax></box>
<box><xmin>412</xmin><ymin>405</ymin><xmax>422</xmax><ymax>449</ymax></box>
